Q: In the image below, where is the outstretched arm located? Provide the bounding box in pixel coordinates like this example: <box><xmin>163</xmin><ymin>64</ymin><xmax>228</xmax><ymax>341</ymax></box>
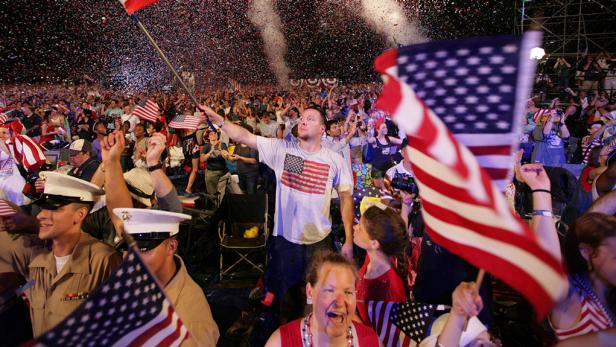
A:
<box><xmin>200</xmin><ymin>104</ymin><xmax>257</xmax><ymax>149</ymax></box>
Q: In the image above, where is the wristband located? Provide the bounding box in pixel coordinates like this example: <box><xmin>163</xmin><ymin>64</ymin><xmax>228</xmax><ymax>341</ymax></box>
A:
<box><xmin>217</xmin><ymin>118</ymin><xmax>225</xmax><ymax>128</ymax></box>
<box><xmin>147</xmin><ymin>162</ymin><xmax>163</xmax><ymax>172</ymax></box>
<box><xmin>532</xmin><ymin>210</ymin><xmax>554</xmax><ymax>217</ymax></box>
<box><xmin>531</xmin><ymin>189</ymin><xmax>551</xmax><ymax>194</ymax></box>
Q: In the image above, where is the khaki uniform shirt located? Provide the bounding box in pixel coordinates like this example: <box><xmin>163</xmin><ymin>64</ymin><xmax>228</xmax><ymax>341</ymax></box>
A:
<box><xmin>166</xmin><ymin>256</ymin><xmax>219</xmax><ymax>347</ymax></box>
<box><xmin>23</xmin><ymin>232</ymin><xmax>121</xmax><ymax>337</ymax></box>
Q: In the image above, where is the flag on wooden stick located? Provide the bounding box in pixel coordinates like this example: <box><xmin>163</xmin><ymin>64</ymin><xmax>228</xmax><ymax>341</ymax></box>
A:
<box><xmin>373</xmin><ymin>32</ymin><xmax>568</xmax><ymax>318</ymax></box>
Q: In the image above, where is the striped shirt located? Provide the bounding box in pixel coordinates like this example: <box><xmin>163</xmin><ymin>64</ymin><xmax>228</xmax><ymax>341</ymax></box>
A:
<box><xmin>553</xmin><ymin>277</ymin><xmax>615</xmax><ymax>340</ymax></box>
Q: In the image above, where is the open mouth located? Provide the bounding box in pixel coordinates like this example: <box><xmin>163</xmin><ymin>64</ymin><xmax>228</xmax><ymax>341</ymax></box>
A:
<box><xmin>326</xmin><ymin>311</ymin><xmax>345</xmax><ymax>325</ymax></box>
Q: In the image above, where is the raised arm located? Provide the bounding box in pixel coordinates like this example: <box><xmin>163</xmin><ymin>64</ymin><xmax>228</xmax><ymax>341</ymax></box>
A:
<box><xmin>515</xmin><ymin>161</ymin><xmax>561</xmax><ymax>261</ymax></box>
<box><xmin>200</xmin><ymin>104</ymin><xmax>257</xmax><ymax>149</ymax></box>
<box><xmin>101</xmin><ymin>130</ymin><xmax>133</xmax><ymax>238</ymax></box>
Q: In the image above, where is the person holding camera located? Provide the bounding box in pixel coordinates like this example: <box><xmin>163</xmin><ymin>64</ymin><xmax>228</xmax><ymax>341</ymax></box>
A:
<box><xmin>531</xmin><ymin>109</ymin><xmax>570</xmax><ymax>166</ymax></box>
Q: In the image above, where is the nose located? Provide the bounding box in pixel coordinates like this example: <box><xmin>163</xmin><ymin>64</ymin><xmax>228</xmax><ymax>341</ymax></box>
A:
<box><xmin>335</xmin><ymin>292</ymin><xmax>346</xmax><ymax>304</ymax></box>
<box><xmin>37</xmin><ymin>209</ymin><xmax>52</xmax><ymax>220</ymax></box>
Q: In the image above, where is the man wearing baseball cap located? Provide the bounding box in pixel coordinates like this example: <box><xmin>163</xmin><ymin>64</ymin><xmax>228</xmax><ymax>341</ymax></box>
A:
<box><xmin>114</xmin><ymin>208</ymin><xmax>219</xmax><ymax>346</ymax></box>
<box><xmin>67</xmin><ymin>139</ymin><xmax>100</xmax><ymax>182</ymax></box>
<box><xmin>1</xmin><ymin>172</ymin><xmax>122</xmax><ymax>337</ymax></box>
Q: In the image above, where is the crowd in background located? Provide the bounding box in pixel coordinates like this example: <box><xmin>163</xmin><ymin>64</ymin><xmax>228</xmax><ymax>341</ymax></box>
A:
<box><xmin>1</xmin><ymin>50</ymin><xmax>616</xmax><ymax>346</ymax></box>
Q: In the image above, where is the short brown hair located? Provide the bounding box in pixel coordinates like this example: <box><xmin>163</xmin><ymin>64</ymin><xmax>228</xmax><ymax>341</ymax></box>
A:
<box><xmin>305</xmin><ymin>250</ymin><xmax>357</xmax><ymax>286</ymax></box>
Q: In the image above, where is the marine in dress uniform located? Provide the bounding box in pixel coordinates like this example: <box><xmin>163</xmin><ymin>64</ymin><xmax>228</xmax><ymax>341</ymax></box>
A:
<box><xmin>114</xmin><ymin>208</ymin><xmax>220</xmax><ymax>347</ymax></box>
<box><xmin>2</xmin><ymin>172</ymin><xmax>122</xmax><ymax>337</ymax></box>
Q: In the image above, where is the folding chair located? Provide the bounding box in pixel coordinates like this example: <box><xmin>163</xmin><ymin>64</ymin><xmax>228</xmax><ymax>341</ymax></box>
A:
<box><xmin>217</xmin><ymin>193</ymin><xmax>268</xmax><ymax>280</ymax></box>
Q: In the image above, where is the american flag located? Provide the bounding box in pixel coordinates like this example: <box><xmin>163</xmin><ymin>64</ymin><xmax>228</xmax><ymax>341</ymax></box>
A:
<box><xmin>168</xmin><ymin>114</ymin><xmax>202</xmax><ymax>130</ymax></box>
<box><xmin>30</xmin><ymin>248</ymin><xmax>188</xmax><ymax>347</ymax></box>
<box><xmin>281</xmin><ymin>154</ymin><xmax>329</xmax><ymax>195</ymax></box>
<box><xmin>132</xmin><ymin>98</ymin><xmax>160</xmax><ymax>124</ymax></box>
<box><xmin>373</xmin><ymin>32</ymin><xmax>568</xmax><ymax>318</ymax></box>
<box><xmin>118</xmin><ymin>0</ymin><xmax>159</xmax><ymax>14</ymax></box>
<box><xmin>367</xmin><ymin>301</ymin><xmax>436</xmax><ymax>347</ymax></box>
<box><xmin>533</xmin><ymin>108</ymin><xmax>552</xmax><ymax>123</ymax></box>
<box><xmin>0</xmin><ymin>112</ymin><xmax>7</xmax><ymax>124</ymax></box>
<box><xmin>9</xmin><ymin>134</ymin><xmax>46</xmax><ymax>172</ymax></box>
<box><xmin>0</xmin><ymin>199</ymin><xmax>16</xmax><ymax>217</ymax></box>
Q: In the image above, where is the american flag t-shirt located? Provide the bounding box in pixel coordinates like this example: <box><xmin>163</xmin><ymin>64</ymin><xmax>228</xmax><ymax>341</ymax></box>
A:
<box><xmin>281</xmin><ymin>154</ymin><xmax>330</xmax><ymax>195</ymax></box>
<box><xmin>367</xmin><ymin>301</ymin><xmax>436</xmax><ymax>347</ymax></box>
<box><xmin>31</xmin><ymin>249</ymin><xmax>188</xmax><ymax>347</ymax></box>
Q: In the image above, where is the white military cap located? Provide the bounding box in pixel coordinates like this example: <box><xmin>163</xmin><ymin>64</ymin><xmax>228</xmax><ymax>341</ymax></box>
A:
<box><xmin>37</xmin><ymin>171</ymin><xmax>104</xmax><ymax>209</ymax></box>
<box><xmin>113</xmin><ymin>208</ymin><xmax>191</xmax><ymax>237</ymax></box>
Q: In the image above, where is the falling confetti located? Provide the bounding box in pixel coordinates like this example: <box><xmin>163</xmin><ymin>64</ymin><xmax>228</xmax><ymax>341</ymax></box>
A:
<box><xmin>0</xmin><ymin>0</ymin><xmax>515</xmax><ymax>91</ymax></box>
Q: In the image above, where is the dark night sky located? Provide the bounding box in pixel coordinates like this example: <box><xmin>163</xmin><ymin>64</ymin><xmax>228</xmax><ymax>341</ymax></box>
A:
<box><xmin>0</xmin><ymin>0</ymin><xmax>515</xmax><ymax>89</ymax></box>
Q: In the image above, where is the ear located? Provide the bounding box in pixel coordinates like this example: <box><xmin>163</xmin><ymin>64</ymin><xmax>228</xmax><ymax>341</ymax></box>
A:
<box><xmin>369</xmin><ymin>239</ymin><xmax>381</xmax><ymax>251</ymax></box>
<box><xmin>166</xmin><ymin>238</ymin><xmax>178</xmax><ymax>255</ymax></box>
<box><xmin>579</xmin><ymin>244</ymin><xmax>592</xmax><ymax>263</ymax></box>
<box><xmin>306</xmin><ymin>282</ymin><xmax>314</xmax><ymax>303</ymax></box>
<box><xmin>73</xmin><ymin>206</ymin><xmax>88</xmax><ymax>224</ymax></box>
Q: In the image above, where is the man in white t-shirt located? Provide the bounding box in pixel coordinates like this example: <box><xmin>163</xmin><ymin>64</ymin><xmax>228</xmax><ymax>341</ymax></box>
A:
<box><xmin>385</xmin><ymin>138</ymin><xmax>414</xmax><ymax>182</ymax></box>
<box><xmin>201</xmin><ymin>103</ymin><xmax>354</xmax><ymax>308</ymax></box>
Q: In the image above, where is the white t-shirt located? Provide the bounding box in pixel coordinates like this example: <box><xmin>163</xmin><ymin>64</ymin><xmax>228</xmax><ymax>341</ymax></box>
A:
<box><xmin>322</xmin><ymin>136</ymin><xmax>351</xmax><ymax>164</ymax></box>
<box><xmin>257</xmin><ymin>137</ymin><xmax>354</xmax><ymax>244</ymax></box>
<box><xmin>386</xmin><ymin>161</ymin><xmax>414</xmax><ymax>180</ymax></box>
<box><xmin>257</xmin><ymin>121</ymin><xmax>279</xmax><ymax>138</ymax></box>
<box><xmin>55</xmin><ymin>254</ymin><xmax>71</xmax><ymax>274</ymax></box>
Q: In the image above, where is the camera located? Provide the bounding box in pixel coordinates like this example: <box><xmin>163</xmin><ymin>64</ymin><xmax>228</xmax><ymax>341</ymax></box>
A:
<box><xmin>390</xmin><ymin>173</ymin><xmax>419</xmax><ymax>194</ymax></box>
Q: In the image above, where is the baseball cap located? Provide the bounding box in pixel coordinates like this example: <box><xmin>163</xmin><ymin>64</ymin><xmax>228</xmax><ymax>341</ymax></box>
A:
<box><xmin>69</xmin><ymin>139</ymin><xmax>94</xmax><ymax>156</ymax></box>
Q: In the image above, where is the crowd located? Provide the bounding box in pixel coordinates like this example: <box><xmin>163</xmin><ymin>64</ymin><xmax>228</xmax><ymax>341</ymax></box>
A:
<box><xmin>0</xmin><ymin>64</ymin><xmax>616</xmax><ymax>347</ymax></box>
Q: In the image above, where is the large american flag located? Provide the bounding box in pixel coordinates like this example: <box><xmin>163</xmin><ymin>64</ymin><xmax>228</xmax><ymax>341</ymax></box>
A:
<box><xmin>374</xmin><ymin>32</ymin><xmax>568</xmax><ymax>318</ymax></box>
<box><xmin>168</xmin><ymin>114</ymin><xmax>202</xmax><ymax>130</ymax></box>
<box><xmin>367</xmin><ymin>301</ymin><xmax>436</xmax><ymax>347</ymax></box>
<box><xmin>281</xmin><ymin>154</ymin><xmax>329</xmax><ymax>195</ymax></box>
<box><xmin>118</xmin><ymin>0</ymin><xmax>159</xmax><ymax>14</ymax></box>
<box><xmin>132</xmin><ymin>98</ymin><xmax>160</xmax><ymax>124</ymax></box>
<box><xmin>30</xmin><ymin>249</ymin><xmax>188</xmax><ymax>347</ymax></box>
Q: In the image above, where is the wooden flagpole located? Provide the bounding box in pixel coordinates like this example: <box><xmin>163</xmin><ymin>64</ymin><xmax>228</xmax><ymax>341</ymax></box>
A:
<box><xmin>129</xmin><ymin>14</ymin><xmax>217</xmax><ymax>131</ymax></box>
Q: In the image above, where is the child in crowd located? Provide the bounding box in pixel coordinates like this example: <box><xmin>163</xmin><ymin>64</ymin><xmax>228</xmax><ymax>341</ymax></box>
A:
<box><xmin>353</xmin><ymin>205</ymin><xmax>407</xmax><ymax>324</ymax></box>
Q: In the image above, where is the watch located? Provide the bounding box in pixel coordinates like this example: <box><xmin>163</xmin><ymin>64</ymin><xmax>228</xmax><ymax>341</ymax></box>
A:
<box><xmin>147</xmin><ymin>162</ymin><xmax>164</xmax><ymax>172</ymax></box>
<box><xmin>532</xmin><ymin>209</ymin><xmax>554</xmax><ymax>217</ymax></box>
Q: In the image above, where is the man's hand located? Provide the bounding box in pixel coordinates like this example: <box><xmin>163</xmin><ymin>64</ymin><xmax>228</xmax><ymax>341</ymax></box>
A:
<box><xmin>199</xmin><ymin>104</ymin><xmax>224</xmax><ymax>126</ymax></box>
<box><xmin>101</xmin><ymin>130</ymin><xmax>125</xmax><ymax>164</ymax></box>
<box><xmin>146</xmin><ymin>133</ymin><xmax>166</xmax><ymax>166</ymax></box>
<box><xmin>517</xmin><ymin>163</ymin><xmax>551</xmax><ymax>191</ymax></box>
<box><xmin>341</xmin><ymin>241</ymin><xmax>353</xmax><ymax>260</ymax></box>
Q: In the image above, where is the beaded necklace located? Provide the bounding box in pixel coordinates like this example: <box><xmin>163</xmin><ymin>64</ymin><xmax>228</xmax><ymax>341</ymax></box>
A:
<box><xmin>573</xmin><ymin>274</ymin><xmax>616</xmax><ymax>326</ymax></box>
<box><xmin>301</xmin><ymin>313</ymin><xmax>354</xmax><ymax>347</ymax></box>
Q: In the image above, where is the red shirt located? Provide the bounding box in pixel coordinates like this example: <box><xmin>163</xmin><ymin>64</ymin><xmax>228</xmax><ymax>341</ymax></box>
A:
<box><xmin>279</xmin><ymin>318</ymin><xmax>380</xmax><ymax>347</ymax></box>
<box><xmin>356</xmin><ymin>254</ymin><xmax>406</xmax><ymax>324</ymax></box>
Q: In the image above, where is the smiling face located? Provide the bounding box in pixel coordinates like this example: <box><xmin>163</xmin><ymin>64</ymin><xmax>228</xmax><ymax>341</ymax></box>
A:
<box><xmin>36</xmin><ymin>204</ymin><xmax>86</xmax><ymax>240</ymax></box>
<box><xmin>306</xmin><ymin>263</ymin><xmax>357</xmax><ymax>339</ymax></box>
